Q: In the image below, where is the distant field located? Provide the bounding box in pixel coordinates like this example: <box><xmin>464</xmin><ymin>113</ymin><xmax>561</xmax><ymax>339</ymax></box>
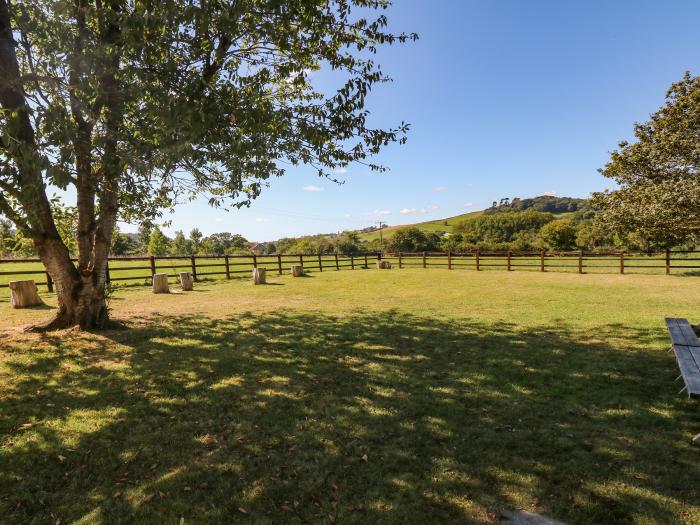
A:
<box><xmin>2</xmin><ymin>270</ymin><xmax>700</xmax><ymax>524</ymax></box>
<box><xmin>2</xmin><ymin>251</ymin><xmax>700</xmax><ymax>296</ymax></box>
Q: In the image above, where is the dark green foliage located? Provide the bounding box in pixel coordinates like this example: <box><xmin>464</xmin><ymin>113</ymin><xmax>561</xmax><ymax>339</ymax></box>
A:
<box><xmin>593</xmin><ymin>73</ymin><xmax>700</xmax><ymax>248</ymax></box>
<box><xmin>110</xmin><ymin>229</ymin><xmax>136</xmax><ymax>256</ymax></box>
<box><xmin>170</xmin><ymin>231</ymin><xmax>192</xmax><ymax>256</ymax></box>
<box><xmin>147</xmin><ymin>227</ymin><xmax>170</xmax><ymax>256</ymax></box>
<box><xmin>455</xmin><ymin>211</ymin><xmax>555</xmax><ymax>245</ymax></box>
<box><xmin>199</xmin><ymin>233</ymin><xmax>249</xmax><ymax>255</ymax></box>
<box><xmin>387</xmin><ymin>227</ymin><xmax>440</xmax><ymax>252</ymax></box>
<box><xmin>485</xmin><ymin>196</ymin><xmax>592</xmax><ymax>215</ymax></box>
<box><xmin>539</xmin><ymin>219</ymin><xmax>577</xmax><ymax>251</ymax></box>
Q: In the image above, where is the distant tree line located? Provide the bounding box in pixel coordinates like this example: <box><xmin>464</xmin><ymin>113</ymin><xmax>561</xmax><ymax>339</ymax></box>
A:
<box><xmin>3</xmin><ymin>187</ymin><xmax>696</xmax><ymax>259</ymax></box>
<box><xmin>385</xmin><ymin>208</ymin><xmax>694</xmax><ymax>253</ymax></box>
<box><xmin>484</xmin><ymin>195</ymin><xmax>593</xmax><ymax>215</ymax></box>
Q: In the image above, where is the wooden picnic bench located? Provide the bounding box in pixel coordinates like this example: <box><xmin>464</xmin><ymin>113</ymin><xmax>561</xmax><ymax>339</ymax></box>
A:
<box><xmin>664</xmin><ymin>318</ymin><xmax>700</xmax><ymax>443</ymax></box>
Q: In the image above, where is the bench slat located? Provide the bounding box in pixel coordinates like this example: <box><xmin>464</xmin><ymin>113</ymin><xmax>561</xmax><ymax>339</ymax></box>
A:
<box><xmin>673</xmin><ymin>345</ymin><xmax>700</xmax><ymax>399</ymax></box>
<box><xmin>665</xmin><ymin>318</ymin><xmax>700</xmax><ymax>347</ymax></box>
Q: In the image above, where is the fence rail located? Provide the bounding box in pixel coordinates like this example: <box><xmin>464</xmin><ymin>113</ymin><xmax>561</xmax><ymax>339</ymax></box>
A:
<box><xmin>0</xmin><ymin>253</ymin><xmax>381</xmax><ymax>291</ymax></box>
<box><xmin>381</xmin><ymin>249</ymin><xmax>700</xmax><ymax>275</ymax></box>
<box><xmin>1</xmin><ymin>249</ymin><xmax>699</xmax><ymax>293</ymax></box>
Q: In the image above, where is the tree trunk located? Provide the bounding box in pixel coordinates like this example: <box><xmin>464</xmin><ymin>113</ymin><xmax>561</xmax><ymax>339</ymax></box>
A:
<box><xmin>152</xmin><ymin>273</ymin><xmax>170</xmax><ymax>294</ymax></box>
<box><xmin>179</xmin><ymin>272</ymin><xmax>193</xmax><ymax>291</ymax></box>
<box><xmin>253</xmin><ymin>267</ymin><xmax>266</xmax><ymax>284</ymax></box>
<box><xmin>9</xmin><ymin>280</ymin><xmax>44</xmax><ymax>308</ymax></box>
<box><xmin>27</xmin><ymin>238</ymin><xmax>110</xmax><ymax>331</ymax></box>
<box><xmin>31</xmin><ymin>276</ymin><xmax>108</xmax><ymax>331</ymax></box>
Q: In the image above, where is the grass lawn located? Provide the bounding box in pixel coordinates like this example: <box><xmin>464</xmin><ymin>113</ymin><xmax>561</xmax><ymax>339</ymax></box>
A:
<box><xmin>1</xmin><ymin>269</ymin><xmax>700</xmax><ymax>524</ymax></box>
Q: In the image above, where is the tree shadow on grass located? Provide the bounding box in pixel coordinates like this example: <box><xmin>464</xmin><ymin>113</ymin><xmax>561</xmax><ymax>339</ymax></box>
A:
<box><xmin>1</xmin><ymin>311</ymin><xmax>699</xmax><ymax>524</ymax></box>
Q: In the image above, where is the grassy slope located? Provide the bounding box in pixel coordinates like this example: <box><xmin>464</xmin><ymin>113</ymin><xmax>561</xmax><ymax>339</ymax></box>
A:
<box><xmin>358</xmin><ymin>210</ymin><xmax>484</xmax><ymax>242</ymax></box>
<box><xmin>358</xmin><ymin>210</ymin><xmax>576</xmax><ymax>242</ymax></box>
<box><xmin>2</xmin><ymin>270</ymin><xmax>700</xmax><ymax>524</ymax></box>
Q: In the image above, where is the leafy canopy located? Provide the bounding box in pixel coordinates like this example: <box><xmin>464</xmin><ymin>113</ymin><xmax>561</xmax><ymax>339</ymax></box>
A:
<box><xmin>592</xmin><ymin>73</ymin><xmax>700</xmax><ymax>247</ymax></box>
<box><xmin>1</xmin><ymin>0</ymin><xmax>416</xmax><ymax>226</ymax></box>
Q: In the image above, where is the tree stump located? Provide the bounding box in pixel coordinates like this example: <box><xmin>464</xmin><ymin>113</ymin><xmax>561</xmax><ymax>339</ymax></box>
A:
<box><xmin>291</xmin><ymin>265</ymin><xmax>304</xmax><ymax>277</ymax></box>
<box><xmin>253</xmin><ymin>267</ymin><xmax>266</xmax><ymax>285</ymax></box>
<box><xmin>152</xmin><ymin>273</ymin><xmax>170</xmax><ymax>293</ymax></box>
<box><xmin>9</xmin><ymin>280</ymin><xmax>44</xmax><ymax>308</ymax></box>
<box><xmin>376</xmin><ymin>260</ymin><xmax>391</xmax><ymax>269</ymax></box>
<box><xmin>179</xmin><ymin>272</ymin><xmax>193</xmax><ymax>291</ymax></box>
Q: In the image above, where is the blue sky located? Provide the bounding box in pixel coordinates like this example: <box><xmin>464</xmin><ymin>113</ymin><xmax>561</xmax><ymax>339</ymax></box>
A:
<box><xmin>142</xmin><ymin>0</ymin><xmax>700</xmax><ymax>241</ymax></box>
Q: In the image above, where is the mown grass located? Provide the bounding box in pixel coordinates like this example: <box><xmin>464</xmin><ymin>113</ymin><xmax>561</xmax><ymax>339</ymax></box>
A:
<box><xmin>1</xmin><ymin>269</ymin><xmax>700</xmax><ymax>524</ymax></box>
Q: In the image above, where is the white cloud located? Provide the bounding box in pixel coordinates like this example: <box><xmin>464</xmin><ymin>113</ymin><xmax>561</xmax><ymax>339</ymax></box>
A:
<box><xmin>400</xmin><ymin>208</ymin><xmax>418</xmax><ymax>215</ymax></box>
<box><xmin>543</xmin><ymin>191</ymin><xmax>557</xmax><ymax>196</ymax></box>
<box><xmin>303</xmin><ymin>184</ymin><xmax>323</xmax><ymax>192</ymax></box>
<box><xmin>255</xmin><ymin>217</ymin><xmax>266</xmax><ymax>223</ymax></box>
<box><xmin>215</xmin><ymin>218</ymin><xmax>224</xmax><ymax>222</ymax></box>
<box><xmin>425</xmin><ymin>204</ymin><xmax>439</xmax><ymax>210</ymax></box>
<box><xmin>368</xmin><ymin>210</ymin><xmax>391</xmax><ymax>217</ymax></box>
<box><xmin>334</xmin><ymin>167</ymin><xmax>348</xmax><ymax>174</ymax></box>
<box><xmin>462</xmin><ymin>202</ymin><xmax>473</xmax><ymax>208</ymax></box>
<box><xmin>344</xmin><ymin>213</ymin><xmax>352</xmax><ymax>218</ymax></box>
<box><xmin>433</xmin><ymin>186</ymin><xmax>447</xmax><ymax>193</ymax></box>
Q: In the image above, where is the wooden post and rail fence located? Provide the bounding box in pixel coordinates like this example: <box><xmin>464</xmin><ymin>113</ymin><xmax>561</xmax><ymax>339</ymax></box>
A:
<box><xmin>1</xmin><ymin>249</ymin><xmax>700</xmax><ymax>293</ymax></box>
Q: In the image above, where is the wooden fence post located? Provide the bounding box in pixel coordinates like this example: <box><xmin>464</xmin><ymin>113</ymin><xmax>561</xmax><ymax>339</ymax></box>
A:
<box><xmin>540</xmin><ymin>251</ymin><xmax>545</xmax><ymax>272</ymax></box>
<box><xmin>364</xmin><ymin>253</ymin><xmax>368</xmax><ymax>268</ymax></box>
<box><xmin>105</xmin><ymin>261</ymin><xmax>111</xmax><ymax>283</ymax></box>
<box><xmin>277</xmin><ymin>254</ymin><xmax>283</xmax><ymax>275</ymax></box>
<box><xmin>507</xmin><ymin>251</ymin><xmax>511</xmax><ymax>271</ymax></box>
<box><xmin>350</xmin><ymin>254</ymin><xmax>354</xmax><ymax>269</ymax></box>
<box><xmin>666</xmin><ymin>249</ymin><xmax>670</xmax><ymax>275</ymax></box>
<box><xmin>620</xmin><ymin>251</ymin><xmax>625</xmax><ymax>274</ymax></box>
<box><xmin>422</xmin><ymin>251</ymin><xmax>427</xmax><ymax>269</ymax></box>
<box><xmin>318</xmin><ymin>254</ymin><xmax>323</xmax><ymax>272</ymax></box>
<box><xmin>476</xmin><ymin>251</ymin><xmax>480</xmax><ymax>271</ymax></box>
<box><xmin>150</xmin><ymin>255</ymin><xmax>156</xmax><ymax>277</ymax></box>
<box><xmin>398</xmin><ymin>252</ymin><xmax>402</xmax><ymax>269</ymax></box>
<box><xmin>335</xmin><ymin>253</ymin><xmax>340</xmax><ymax>270</ymax></box>
<box><xmin>448</xmin><ymin>251</ymin><xmax>452</xmax><ymax>270</ymax></box>
<box><xmin>252</xmin><ymin>254</ymin><xmax>257</xmax><ymax>269</ymax></box>
<box><xmin>299</xmin><ymin>254</ymin><xmax>304</xmax><ymax>268</ymax></box>
<box><xmin>190</xmin><ymin>254</ymin><xmax>197</xmax><ymax>281</ymax></box>
<box><xmin>578</xmin><ymin>250</ymin><xmax>583</xmax><ymax>274</ymax></box>
<box><xmin>225</xmin><ymin>254</ymin><xmax>231</xmax><ymax>279</ymax></box>
<box><xmin>46</xmin><ymin>271</ymin><xmax>53</xmax><ymax>292</ymax></box>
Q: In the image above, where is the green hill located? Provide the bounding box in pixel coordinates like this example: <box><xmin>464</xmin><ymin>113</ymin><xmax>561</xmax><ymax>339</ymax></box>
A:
<box><xmin>358</xmin><ymin>210</ymin><xmax>484</xmax><ymax>242</ymax></box>
<box><xmin>358</xmin><ymin>194</ymin><xmax>590</xmax><ymax>242</ymax></box>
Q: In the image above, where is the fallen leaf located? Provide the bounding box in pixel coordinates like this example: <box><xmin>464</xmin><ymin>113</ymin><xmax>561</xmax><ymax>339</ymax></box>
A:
<box><xmin>18</xmin><ymin>423</ymin><xmax>34</xmax><ymax>430</ymax></box>
<box><xmin>361</xmin><ymin>454</ymin><xmax>368</xmax><ymax>462</ymax></box>
<box><xmin>57</xmin><ymin>455</ymin><xmax>66</xmax><ymax>462</ymax></box>
<box><xmin>238</xmin><ymin>507</ymin><xmax>247</xmax><ymax>514</ymax></box>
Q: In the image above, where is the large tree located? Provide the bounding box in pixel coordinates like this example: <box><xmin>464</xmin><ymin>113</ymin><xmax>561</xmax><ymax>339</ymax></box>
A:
<box><xmin>593</xmin><ymin>73</ymin><xmax>700</xmax><ymax>248</ymax></box>
<box><xmin>0</xmin><ymin>0</ymin><xmax>415</xmax><ymax>329</ymax></box>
